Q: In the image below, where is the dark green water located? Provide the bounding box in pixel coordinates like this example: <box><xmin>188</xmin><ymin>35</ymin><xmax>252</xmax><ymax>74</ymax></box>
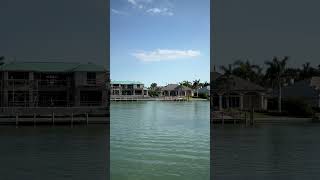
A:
<box><xmin>110</xmin><ymin>101</ymin><xmax>210</xmax><ymax>180</ymax></box>
<box><xmin>0</xmin><ymin>125</ymin><xmax>109</xmax><ymax>180</ymax></box>
<box><xmin>213</xmin><ymin>124</ymin><xmax>320</xmax><ymax>180</ymax></box>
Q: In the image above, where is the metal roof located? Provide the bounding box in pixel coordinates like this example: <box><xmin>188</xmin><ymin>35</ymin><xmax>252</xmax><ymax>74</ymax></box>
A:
<box><xmin>0</xmin><ymin>62</ymin><xmax>105</xmax><ymax>72</ymax></box>
<box><xmin>111</xmin><ymin>80</ymin><xmax>144</xmax><ymax>85</ymax></box>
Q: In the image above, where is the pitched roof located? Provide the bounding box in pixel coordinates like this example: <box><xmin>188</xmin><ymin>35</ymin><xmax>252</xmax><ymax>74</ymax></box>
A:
<box><xmin>213</xmin><ymin>75</ymin><xmax>265</xmax><ymax>92</ymax></box>
<box><xmin>0</xmin><ymin>62</ymin><xmax>105</xmax><ymax>72</ymax></box>
<box><xmin>161</xmin><ymin>84</ymin><xmax>193</xmax><ymax>91</ymax></box>
<box><xmin>161</xmin><ymin>84</ymin><xmax>179</xmax><ymax>91</ymax></box>
<box><xmin>111</xmin><ymin>80</ymin><xmax>144</xmax><ymax>85</ymax></box>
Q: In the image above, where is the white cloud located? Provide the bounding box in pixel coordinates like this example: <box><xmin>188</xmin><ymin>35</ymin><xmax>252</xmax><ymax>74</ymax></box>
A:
<box><xmin>111</xmin><ymin>9</ymin><xmax>128</xmax><ymax>15</ymax></box>
<box><xmin>132</xmin><ymin>49</ymin><xmax>201</xmax><ymax>62</ymax></box>
<box><xmin>146</xmin><ymin>8</ymin><xmax>174</xmax><ymax>16</ymax></box>
<box><xmin>128</xmin><ymin>0</ymin><xmax>137</xmax><ymax>5</ymax></box>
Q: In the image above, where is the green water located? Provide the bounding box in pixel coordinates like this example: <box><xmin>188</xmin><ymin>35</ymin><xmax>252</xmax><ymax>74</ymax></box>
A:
<box><xmin>110</xmin><ymin>101</ymin><xmax>210</xmax><ymax>180</ymax></box>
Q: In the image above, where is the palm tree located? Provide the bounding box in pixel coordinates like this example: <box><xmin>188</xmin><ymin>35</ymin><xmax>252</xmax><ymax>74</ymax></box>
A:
<box><xmin>232</xmin><ymin>59</ymin><xmax>262</xmax><ymax>83</ymax></box>
<box><xmin>0</xmin><ymin>56</ymin><xmax>4</xmax><ymax>66</ymax></box>
<box><xmin>265</xmin><ymin>56</ymin><xmax>289</xmax><ymax>113</ymax></box>
<box><xmin>148</xmin><ymin>83</ymin><xmax>161</xmax><ymax>97</ymax></box>
<box><xmin>179</xmin><ymin>81</ymin><xmax>192</xmax><ymax>88</ymax></box>
<box><xmin>219</xmin><ymin>64</ymin><xmax>233</xmax><ymax>75</ymax></box>
<box><xmin>300</xmin><ymin>62</ymin><xmax>318</xmax><ymax>80</ymax></box>
<box><xmin>192</xmin><ymin>79</ymin><xmax>200</xmax><ymax>97</ymax></box>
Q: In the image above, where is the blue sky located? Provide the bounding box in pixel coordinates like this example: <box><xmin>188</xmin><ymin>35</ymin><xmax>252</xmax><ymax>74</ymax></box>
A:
<box><xmin>111</xmin><ymin>0</ymin><xmax>210</xmax><ymax>87</ymax></box>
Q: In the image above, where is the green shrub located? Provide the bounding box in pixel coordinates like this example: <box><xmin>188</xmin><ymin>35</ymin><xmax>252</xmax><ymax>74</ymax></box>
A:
<box><xmin>198</xmin><ymin>93</ymin><xmax>208</xmax><ymax>99</ymax></box>
<box><xmin>283</xmin><ymin>98</ymin><xmax>314</xmax><ymax>117</ymax></box>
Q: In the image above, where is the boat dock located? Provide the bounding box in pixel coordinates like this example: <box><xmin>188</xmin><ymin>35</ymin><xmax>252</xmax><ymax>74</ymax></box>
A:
<box><xmin>211</xmin><ymin>111</ymin><xmax>249</xmax><ymax>124</ymax></box>
<box><xmin>0</xmin><ymin>107</ymin><xmax>109</xmax><ymax>125</ymax></box>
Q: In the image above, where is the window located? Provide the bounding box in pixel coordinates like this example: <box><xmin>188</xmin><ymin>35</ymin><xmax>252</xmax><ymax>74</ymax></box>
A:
<box><xmin>87</xmin><ymin>72</ymin><xmax>96</xmax><ymax>84</ymax></box>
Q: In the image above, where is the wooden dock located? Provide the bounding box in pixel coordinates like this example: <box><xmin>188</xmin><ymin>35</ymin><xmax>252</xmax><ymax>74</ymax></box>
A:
<box><xmin>0</xmin><ymin>107</ymin><xmax>109</xmax><ymax>125</ymax></box>
<box><xmin>211</xmin><ymin>111</ymin><xmax>248</xmax><ymax>124</ymax></box>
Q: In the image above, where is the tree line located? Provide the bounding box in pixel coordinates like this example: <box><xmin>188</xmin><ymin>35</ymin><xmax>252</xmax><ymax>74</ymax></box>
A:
<box><xmin>219</xmin><ymin>56</ymin><xmax>320</xmax><ymax>113</ymax></box>
<box><xmin>219</xmin><ymin>56</ymin><xmax>320</xmax><ymax>88</ymax></box>
<box><xmin>148</xmin><ymin>80</ymin><xmax>210</xmax><ymax>97</ymax></box>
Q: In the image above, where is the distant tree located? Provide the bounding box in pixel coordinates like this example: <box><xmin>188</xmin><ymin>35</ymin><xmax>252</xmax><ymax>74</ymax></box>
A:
<box><xmin>232</xmin><ymin>59</ymin><xmax>262</xmax><ymax>83</ymax></box>
<box><xmin>219</xmin><ymin>64</ymin><xmax>233</xmax><ymax>75</ymax></box>
<box><xmin>179</xmin><ymin>81</ymin><xmax>192</xmax><ymax>88</ymax></box>
<box><xmin>203</xmin><ymin>81</ymin><xmax>210</xmax><ymax>87</ymax></box>
<box><xmin>148</xmin><ymin>83</ymin><xmax>161</xmax><ymax>97</ymax></box>
<box><xmin>192</xmin><ymin>79</ymin><xmax>200</xmax><ymax>97</ymax></box>
<box><xmin>284</xmin><ymin>68</ymin><xmax>300</xmax><ymax>84</ymax></box>
<box><xmin>150</xmin><ymin>83</ymin><xmax>157</xmax><ymax>89</ymax></box>
<box><xmin>265</xmin><ymin>56</ymin><xmax>289</xmax><ymax>113</ymax></box>
<box><xmin>0</xmin><ymin>56</ymin><xmax>4</xmax><ymax>66</ymax></box>
<box><xmin>300</xmin><ymin>62</ymin><xmax>318</xmax><ymax>80</ymax></box>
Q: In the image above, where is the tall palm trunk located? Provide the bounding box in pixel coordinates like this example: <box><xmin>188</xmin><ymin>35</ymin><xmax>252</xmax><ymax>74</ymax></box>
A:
<box><xmin>278</xmin><ymin>82</ymin><xmax>282</xmax><ymax>113</ymax></box>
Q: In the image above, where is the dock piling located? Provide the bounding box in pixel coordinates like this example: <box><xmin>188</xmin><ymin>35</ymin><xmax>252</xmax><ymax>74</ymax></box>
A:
<box><xmin>86</xmin><ymin>113</ymin><xmax>89</xmax><ymax>125</ymax></box>
<box><xmin>15</xmin><ymin>114</ymin><xmax>19</xmax><ymax>126</ymax></box>
<box><xmin>71</xmin><ymin>112</ymin><xmax>74</xmax><ymax>126</ymax></box>
<box><xmin>52</xmin><ymin>112</ymin><xmax>55</xmax><ymax>125</ymax></box>
<box><xmin>33</xmin><ymin>113</ymin><xmax>36</xmax><ymax>126</ymax></box>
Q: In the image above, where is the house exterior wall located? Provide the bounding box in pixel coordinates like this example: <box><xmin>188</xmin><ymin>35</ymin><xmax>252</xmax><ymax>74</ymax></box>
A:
<box><xmin>111</xmin><ymin>82</ymin><xmax>147</xmax><ymax>97</ymax></box>
<box><xmin>0</xmin><ymin>70</ymin><xmax>107</xmax><ymax>107</ymax></box>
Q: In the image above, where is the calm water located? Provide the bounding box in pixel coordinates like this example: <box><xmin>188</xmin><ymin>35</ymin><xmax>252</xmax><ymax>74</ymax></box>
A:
<box><xmin>110</xmin><ymin>101</ymin><xmax>210</xmax><ymax>180</ymax></box>
<box><xmin>0</xmin><ymin>125</ymin><xmax>109</xmax><ymax>180</ymax></box>
<box><xmin>213</xmin><ymin>124</ymin><xmax>320</xmax><ymax>180</ymax></box>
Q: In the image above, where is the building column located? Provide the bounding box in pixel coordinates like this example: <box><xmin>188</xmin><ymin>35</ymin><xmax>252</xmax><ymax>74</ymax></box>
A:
<box><xmin>184</xmin><ymin>91</ymin><xmax>187</xmax><ymax>96</ymax></box>
<box><xmin>29</xmin><ymin>72</ymin><xmax>34</xmax><ymax>107</ymax></box>
<box><xmin>226</xmin><ymin>96</ymin><xmax>229</xmax><ymax>109</ymax></box>
<box><xmin>74</xmin><ymin>88</ymin><xmax>80</xmax><ymax>106</ymax></box>
<box><xmin>260</xmin><ymin>93</ymin><xmax>265</xmax><ymax>110</ymax></box>
<box><xmin>219</xmin><ymin>94</ymin><xmax>223</xmax><ymax>111</ymax></box>
<box><xmin>102</xmin><ymin>89</ymin><xmax>107</xmax><ymax>106</ymax></box>
<box><xmin>240</xmin><ymin>94</ymin><xmax>244</xmax><ymax>110</ymax></box>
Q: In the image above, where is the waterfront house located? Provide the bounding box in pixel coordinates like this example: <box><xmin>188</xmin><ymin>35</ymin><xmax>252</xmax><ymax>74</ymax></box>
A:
<box><xmin>281</xmin><ymin>76</ymin><xmax>320</xmax><ymax>108</ymax></box>
<box><xmin>0</xmin><ymin>62</ymin><xmax>108</xmax><ymax>107</ymax></box>
<box><xmin>161</xmin><ymin>84</ymin><xmax>194</xmax><ymax>97</ymax></box>
<box><xmin>198</xmin><ymin>86</ymin><xmax>210</xmax><ymax>96</ymax></box>
<box><xmin>211</xmin><ymin>71</ymin><xmax>268</xmax><ymax>111</ymax></box>
<box><xmin>111</xmin><ymin>81</ymin><xmax>148</xmax><ymax>97</ymax></box>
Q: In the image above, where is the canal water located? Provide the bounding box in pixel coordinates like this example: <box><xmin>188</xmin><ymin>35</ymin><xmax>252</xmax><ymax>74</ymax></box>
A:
<box><xmin>110</xmin><ymin>101</ymin><xmax>210</xmax><ymax>180</ymax></box>
<box><xmin>213</xmin><ymin>123</ymin><xmax>320</xmax><ymax>180</ymax></box>
<box><xmin>0</xmin><ymin>125</ymin><xmax>109</xmax><ymax>180</ymax></box>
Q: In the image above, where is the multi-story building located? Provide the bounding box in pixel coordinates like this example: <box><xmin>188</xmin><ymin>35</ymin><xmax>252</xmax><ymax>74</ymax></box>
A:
<box><xmin>111</xmin><ymin>81</ymin><xmax>148</xmax><ymax>97</ymax></box>
<box><xmin>0</xmin><ymin>62</ymin><xmax>108</xmax><ymax>107</ymax></box>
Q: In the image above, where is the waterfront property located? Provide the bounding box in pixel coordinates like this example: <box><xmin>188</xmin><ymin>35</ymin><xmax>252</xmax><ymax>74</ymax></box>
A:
<box><xmin>161</xmin><ymin>84</ymin><xmax>194</xmax><ymax>97</ymax></box>
<box><xmin>198</xmin><ymin>86</ymin><xmax>210</xmax><ymax>97</ymax></box>
<box><xmin>111</xmin><ymin>81</ymin><xmax>148</xmax><ymax>97</ymax></box>
<box><xmin>211</xmin><ymin>71</ymin><xmax>268</xmax><ymax>111</ymax></box>
<box><xmin>0</xmin><ymin>62</ymin><xmax>108</xmax><ymax>107</ymax></box>
<box><xmin>0</xmin><ymin>61</ymin><xmax>109</xmax><ymax>124</ymax></box>
<box><xmin>281</xmin><ymin>76</ymin><xmax>320</xmax><ymax>108</ymax></box>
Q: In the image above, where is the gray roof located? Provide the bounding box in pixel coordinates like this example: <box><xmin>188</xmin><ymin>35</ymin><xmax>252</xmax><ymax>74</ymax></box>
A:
<box><xmin>161</xmin><ymin>84</ymin><xmax>179</xmax><ymax>91</ymax></box>
<box><xmin>161</xmin><ymin>84</ymin><xmax>193</xmax><ymax>91</ymax></box>
<box><xmin>213</xmin><ymin>75</ymin><xmax>265</xmax><ymax>92</ymax></box>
